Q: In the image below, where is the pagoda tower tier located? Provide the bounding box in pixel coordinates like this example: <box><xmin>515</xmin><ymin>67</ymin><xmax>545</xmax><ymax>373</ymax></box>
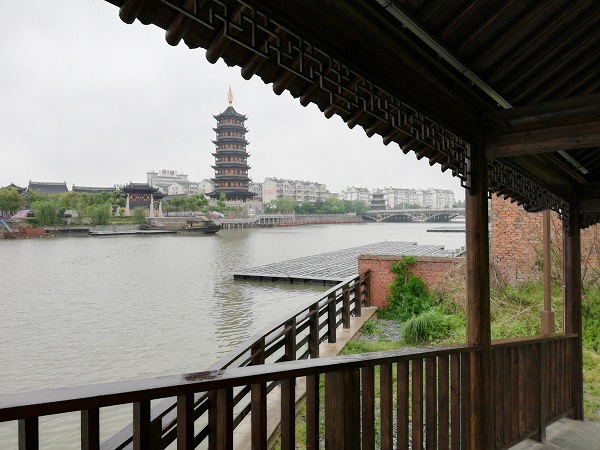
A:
<box><xmin>208</xmin><ymin>87</ymin><xmax>256</xmax><ymax>201</ymax></box>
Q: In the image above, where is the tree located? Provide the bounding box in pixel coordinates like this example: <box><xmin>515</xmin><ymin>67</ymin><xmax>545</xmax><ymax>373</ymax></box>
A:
<box><xmin>35</xmin><ymin>201</ymin><xmax>58</xmax><ymax>226</ymax></box>
<box><xmin>321</xmin><ymin>196</ymin><xmax>345</xmax><ymax>214</ymax></box>
<box><xmin>0</xmin><ymin>187</ymin><xmax>25</xmax><ymax>215</ymax></box>
<box><xmin>275</xmin><ymin>197</ymin><xmax>296</xmax><ymax>213</ymax></box>
<box><xmin>89</xmin><ymin>204</ymin><xmax>111</xmax><ymax>225</ymax></box>
<box><xmin>170</xmin><ymin>196</ymin><xmax>183</xmax><ymax>211</ymax></box>
<box><xmin>217</xmin><ymin>192</ymin><xmax>227</xmax><ymax>209</ymax></box>
<box><xmin>296</xmin><ymin>202</ymin><xmax>316</xmax><ymax>214</ymax></box>
<box><xmin>133</xmin><ymin>207</ymin><xmax>147</xmax><ymax>224</ymax></box>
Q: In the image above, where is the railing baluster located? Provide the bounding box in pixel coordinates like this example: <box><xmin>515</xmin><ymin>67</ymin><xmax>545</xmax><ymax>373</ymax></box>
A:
<box><xmin>412</xmin><ymin>359</ymin><xmax>423</xmax><ymax>449</ymax></box>
<box><xmin>354</xmin><ymin>280</ymin><xmax>362</xmax><ymax>317</ymax></box>
<box><xmin>81</xmin><ymin>408</ymin><xmax>100</xmax><ymax>450</ymax></box>
<box><xmin>305</xmin><ymin>374</ymin><xmax>320</xmax><ymax>450</ymax></box>
<box><xmin>281</xmin><ymin>319</ymin><xmax>296</xmax><ymax>450</ymax></box>
<box><xmin>511</xmin><ymin>347</ymin><xmax>519</xmax><ymax>441</ymax></box>
<box><xmin>460</xmin><ymin>352</ymin><xmax>471</xmax><ymax>450</ymax></box>
<box><xmin>327</xmin><ymin>292</ymin><xmax>336</xmax><ymax>343</ymax></box>
<box><xmin>251</xmin><ymin>340</ymin><xmax>267</xmax><ymax>449</ymax></box>
<box><xmin>363</xmin><ymin>271</ymin><xmax>371</xmax><ymax>307</ymax></box>
<box><xmin>380</xmin><ymin>363</ymin><xmax>393</xmax><ymax>449</ymax></box>
<box><xmin>361</xmin><ymin>366</ymin><xmax>375</xmax><ymax>450</ymax></box>
<box><xmin>518</xmin><ymin>345</ymin><xmax>526</xmax><ymax>437</ymax></box>
<box><xmin>309</xmin><ymin>304</ymin><xmax>319</xmax><ymax>358</ymax></box>
<box><xmin>133</xmin><ymin>400</ymin><xmax>151</xmax><ymax>450</ymax></box>
<box><xmin>18</xmin><ymin>417</ymin><xmax>39</xmax><ymax>450</ymax></box>
<box><xmin>216</xmin><ymin>388</ymin><xmax>233</xmax><ymax>450</ymax></box>
<box><xmin>177</xmin><ymin>393</ymin><xmax>194</xmax><ymax>450</ymax></box>
<box><xmin>493</xmin><ymin>348</ymin><xmax>502</xmax><ymax>447</ymax></box>
<box><xmin>526</xmin><ymin>345</ymin><xmax>535</xmax><ymax>433</ymax></box>
<box><xmin>426</xmin><ymin>356</ymin><xmax>437</xmax><ymax>448</ymax></box>
<box><xmin>438</xmin><ymin>355</ymin><xmax>449</xmax><ymax>449</ymax></box>
<box><xmin>397</xmin><ymin>360</ymin><xmax>409</xmax><ymax>450</ymax></box>
<box><xmin>450</xmin><ymin>354</ymin><xmax>461</xmax><ymax>450</ymax></box>
<box><xmin>325</xmin><ymin>369</ymin><xmax>360</xmax><ymax>449</ymax></box>
<box><xmin>503</xmin><ymin>348</ymin><xmax>511</xmax><ymax>444</ymax></box>
<box><xmin>342</xmin><ymin>285</ymin><xmax>351</xmax><ymax>328</ymax></box>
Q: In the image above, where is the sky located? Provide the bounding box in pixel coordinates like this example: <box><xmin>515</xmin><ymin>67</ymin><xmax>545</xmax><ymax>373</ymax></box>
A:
<box><xmin>0</xmin><ymin>0</ymin><xmax>464</xmax><ymax>199</ymax></box>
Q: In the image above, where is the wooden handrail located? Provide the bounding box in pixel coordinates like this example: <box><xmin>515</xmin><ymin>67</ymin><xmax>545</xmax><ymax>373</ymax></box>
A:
<box><xmin>0</xmin><ymin>333</ymin><xmax>578</xmax><ymax>449</ymax></box>
<box><xmin>9</xmin><ymin>271</ymin><xmax>371</xmax><ymax>449</ymax></box>
<box><xmin>0</xmin><ymin>344</ymin><xmax>476</xmax><ymax>422</ymax></box>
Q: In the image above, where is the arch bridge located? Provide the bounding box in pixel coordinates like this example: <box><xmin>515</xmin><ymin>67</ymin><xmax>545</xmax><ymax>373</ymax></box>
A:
<box><xmin>362</xmin><ymin>208</ymin><xmax>465</xmax><ymax>223</ymax></box>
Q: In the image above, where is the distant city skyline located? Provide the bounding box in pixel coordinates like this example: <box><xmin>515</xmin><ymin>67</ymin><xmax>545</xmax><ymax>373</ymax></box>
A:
<box><xmin>1</xmin><ymin>0</ymin><xmax>464</xmax><ymax>200</ymax></box>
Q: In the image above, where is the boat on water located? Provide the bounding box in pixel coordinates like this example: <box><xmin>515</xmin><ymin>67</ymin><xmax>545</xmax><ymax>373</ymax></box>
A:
<box><xmin>134</xmin><ymin>216</ymin><xmax>221</xmax><ymax>235</ymax></box>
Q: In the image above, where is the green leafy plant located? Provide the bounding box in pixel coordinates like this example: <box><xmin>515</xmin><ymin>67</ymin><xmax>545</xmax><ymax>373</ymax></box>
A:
<box><xmin>403</xmin><ymin>308</ymin><xmax>453</xmax><ymax>343</ymax></box>
<box><xmin>379</xmin><ymin>256</ymin><xmax>432</xmax><ymax>321</ymax></box>
<box><xmin>133</xmin><ymin>207</ymin><xmax>147</xmax><ymax>224</ymax></box>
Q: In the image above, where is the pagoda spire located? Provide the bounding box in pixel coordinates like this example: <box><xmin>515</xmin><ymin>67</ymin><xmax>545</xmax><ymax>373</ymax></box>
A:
<box><xmin>228</xmin><ymin>85</ymin><xmax>233</xmax><ymax>106</ymax></box>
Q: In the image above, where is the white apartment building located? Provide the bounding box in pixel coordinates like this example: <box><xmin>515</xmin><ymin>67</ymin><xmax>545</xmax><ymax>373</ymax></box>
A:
<box><xmin>147</xmin><ymin>169</ymin><xmax>191</xmax><ymax>194</ymax></box>
<box><xmin>382</xmin><ymin>187</ymin><xmax>455</xmax><ymax>209</ymax></box>
<box><xmin>341</xmin><ymin>186</ymin><xmax>371</xmax><ymax>204</ymax></box>
<box><xmin>262</xmin><ymin>177</ymin><xmax>329</xmax><ymax>203</ymax></box>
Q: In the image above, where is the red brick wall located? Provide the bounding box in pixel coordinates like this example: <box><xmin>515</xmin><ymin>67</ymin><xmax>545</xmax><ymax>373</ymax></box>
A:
<box><xmin>491</xmin><ymin>196</ymin><xmax>600</xmax><ymax>284</ymax></box>
<box><xmin>358</xmin><ymin>255</ymin><xmax>462</xmax><ymax>308</ymax></box>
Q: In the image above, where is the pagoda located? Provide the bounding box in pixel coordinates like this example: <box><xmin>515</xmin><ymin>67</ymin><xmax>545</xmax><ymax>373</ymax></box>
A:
<box><xmin>208</xmin><ymin>87</ymin><xmax>255</xmax><ymax>201</ymax></box>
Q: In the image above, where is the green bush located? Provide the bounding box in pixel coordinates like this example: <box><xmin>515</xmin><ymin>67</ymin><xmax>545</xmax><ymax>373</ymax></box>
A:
<box><xmin>133</xmin><ymin>207</ymin><xmax>147</xmax><ymax>224</ymax></box>
<box><xmin>583</xmin><ymin>290</ymin><xmax>600</xmax><ymax>353</ymax></box>
<box><xmin>89</xmin><ymin>205</ymin><xmax>111</xmax><ymax>225</ymax></box>
<box><xmin>403</xmin><ymin>309</ymin><xmax>453</xmax><ymax>343</ymax></box>
<box><xmin>379</xmin><ymin>256</ymin><xmax>432</xmax><ymax>321</ymax></box>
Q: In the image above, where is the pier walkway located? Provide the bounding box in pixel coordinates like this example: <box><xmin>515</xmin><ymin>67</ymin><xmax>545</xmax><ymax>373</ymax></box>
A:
<box><xmin>233</xmin><ymin>241</ymin><xmax>454</xmax><ymax>284</ymax></box>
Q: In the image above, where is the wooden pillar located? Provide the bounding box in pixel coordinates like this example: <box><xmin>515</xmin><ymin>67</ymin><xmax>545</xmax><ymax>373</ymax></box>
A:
<box><xmin>465</xmin><ymin>141</ymin><xmax>492</xmax><ymax>448</ymax></box>
<box><xmin>563</xmin><ymin>205</ymin><xmax>584</xmax><ymax>419</ymax></box>
<box><xmin>541</xmin><ymin>210</ymin><xmax>555</xmax><ymax>334</ymax></box>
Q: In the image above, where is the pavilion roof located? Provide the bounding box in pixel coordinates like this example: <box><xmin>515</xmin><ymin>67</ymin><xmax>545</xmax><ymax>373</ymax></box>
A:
<box><xmin>105</xmin><ymin>0</ymin><xmax>600</xmax><ymax>226</ymax></box>
<box><xmin>27</xmin><ymin>181</ymin><xmax>68</xmax><ymax>194</ymax></box>
<box><xmin>72</xmin><ymin>185</ymin><xmax>116</xmax><ymax>193</ymax></box>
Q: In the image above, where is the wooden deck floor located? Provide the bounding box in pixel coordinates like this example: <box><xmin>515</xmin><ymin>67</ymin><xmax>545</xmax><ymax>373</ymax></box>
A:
<box><xmin>233</xmin><ymin>241</ymin><xmax>452</xmax><ymax>284</ymax></box>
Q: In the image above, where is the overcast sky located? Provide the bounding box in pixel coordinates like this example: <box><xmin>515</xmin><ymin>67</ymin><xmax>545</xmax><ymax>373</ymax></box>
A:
<box><xmin>1</xmin><ymin>0</ymin><xmax>464</xmax><ymax>199</ymax></box>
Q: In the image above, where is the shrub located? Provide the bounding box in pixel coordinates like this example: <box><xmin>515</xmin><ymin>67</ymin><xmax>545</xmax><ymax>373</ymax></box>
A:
<box><xmin>133</xmin><ymin>207</ymin><xmax>147</xmax><ymax>224</ymax></box>
<box><xmin>379</xmin><ymin>256</ymin><xmax>432</xmax><ymax>321</ymax></box>
<box><xmin>89</xmin><ymin>205</ymin><xmax>111</xmax><ymax>225</ymax></box>
<box><xmin>403</xmin><ymin>309</ymin><xmax>453</xmax><ymax>343</ymax></box>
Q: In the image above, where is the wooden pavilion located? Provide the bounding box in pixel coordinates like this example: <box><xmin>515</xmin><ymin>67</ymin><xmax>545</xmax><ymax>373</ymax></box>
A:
<box><xmin>3</xmin><ymin>1</ymin><xmax>600</xmax><ymax>449</ymax></box>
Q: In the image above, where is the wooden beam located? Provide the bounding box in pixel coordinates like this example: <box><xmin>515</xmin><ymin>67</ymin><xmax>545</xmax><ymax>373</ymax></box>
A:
<box><xmin>485</xmin><ymin>119</ymin><xmax>600</xmax><ymax>158</ymax></box>
<box><xmin>480</xmin><ymin>93</ymin><xmax>600</xmax><ymax>133</ymax></box>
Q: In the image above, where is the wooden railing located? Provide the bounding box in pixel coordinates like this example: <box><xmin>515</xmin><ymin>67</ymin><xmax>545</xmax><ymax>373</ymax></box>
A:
<box><xmin>1</xmin><ymin>271</ymin><xmax>371</xmax><ymax>449</ymax></box>
<box><xmin>1</xmin><ymin>343</ymin><xmax>478</xmax><ymax>450</ymax></box>
<box><xmin>0</xmin><ymin>270</ymin><xmax>579</xmax><ymax>450</ymax></box>
<box><xmin>491</xmin><ymin>333</ymin><xmax>577</xmax><ymax>449</ymax></box>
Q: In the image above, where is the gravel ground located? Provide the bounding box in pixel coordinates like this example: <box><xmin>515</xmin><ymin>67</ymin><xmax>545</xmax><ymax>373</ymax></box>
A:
<box><xmin>357</xmin><ymin>318</ymin><xmax>403</xmax><ymax>342</ymax></box>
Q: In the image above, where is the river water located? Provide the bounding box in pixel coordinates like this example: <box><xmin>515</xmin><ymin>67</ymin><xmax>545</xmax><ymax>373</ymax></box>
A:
<box><xmin>0</xmin><ymin>221</ymin><xmax>464</xmax><ymax>448</ymax></box>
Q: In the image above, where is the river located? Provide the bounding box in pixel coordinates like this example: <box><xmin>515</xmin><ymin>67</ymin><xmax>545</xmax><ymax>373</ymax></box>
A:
<box><xmin>0</xmin><ymin>221</ymin><xmax>464</xmax><ymax>448</ymax></box>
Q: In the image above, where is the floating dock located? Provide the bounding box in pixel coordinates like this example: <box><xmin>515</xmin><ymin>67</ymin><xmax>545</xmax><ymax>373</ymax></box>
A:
<box><xmin>233</xmin><ymin>241</ymin><xmax>453</xmax><ymax>285</ymax></box>
<box><xmin>427</xmin><ymin>226</ymin><xmax>466</xmax><ymax>233</ymax></box>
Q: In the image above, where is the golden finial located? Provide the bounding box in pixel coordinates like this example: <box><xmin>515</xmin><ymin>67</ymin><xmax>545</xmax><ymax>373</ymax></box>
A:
<box><xmin>227</xmin><ymin>85</ymin><xmax>233</xmax><ymax>106</ymax></box>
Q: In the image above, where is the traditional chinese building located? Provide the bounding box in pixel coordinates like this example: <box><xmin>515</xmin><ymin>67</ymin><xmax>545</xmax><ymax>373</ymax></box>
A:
<box><xmin>120</xmin><ymin>182</ymin><xmax>165</xmax><ymax>217</ymax></box>
<box><xmin>208</xmin><ymin>88</ymin><xmax>255</xmax><ymax>201</ymax></box>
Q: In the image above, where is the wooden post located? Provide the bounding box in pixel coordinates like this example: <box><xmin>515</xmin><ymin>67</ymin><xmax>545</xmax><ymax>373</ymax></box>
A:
<box><xmin>541</xmin><ymin>209</ymin><xmax>555</xmax><ymax>334</ymax></box>
<box><xmin>18</xmin><ymin>418</ymin><xmax>39</xmax><ymax>450</ymax></box>
<box><xmin>81</xmin><ymin>408</ymin><xmax>100</xmax><ymax>450</ymax></box>
<box><xmin>563</xmin><ymin>205</ymin><xmax>584</xmax><ymax>419</ymax></box>
<box><xmin>251</xmin><ymin>340</ymin><xmax>267</xmax><ymax>449</ymax></box>
<box><xmin>325</xmin><ymin>369</ymin><xmax>360</xmax><ymax>449</ymax></box>
<box><xmin>465</xmin><ymin>141</ymin><xmax>492</xmax><ymax>448</ymax></box>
